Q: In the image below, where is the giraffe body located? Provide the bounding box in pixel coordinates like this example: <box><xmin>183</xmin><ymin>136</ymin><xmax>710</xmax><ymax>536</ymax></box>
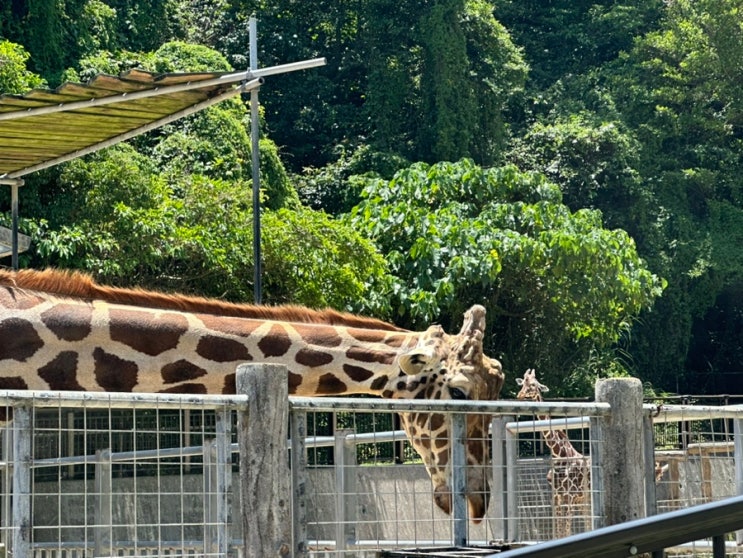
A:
<box><xmin>0</xmin><ymin>268</ymin><xmax>504</xmax><ymax>520</ymax></box>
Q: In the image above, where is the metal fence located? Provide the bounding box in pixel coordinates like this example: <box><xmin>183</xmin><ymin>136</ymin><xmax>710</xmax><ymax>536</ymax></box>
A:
<box><xmin>0</xmin><ymin>377</ymin><xmax>741</xmax><ymax>557</ymax></box>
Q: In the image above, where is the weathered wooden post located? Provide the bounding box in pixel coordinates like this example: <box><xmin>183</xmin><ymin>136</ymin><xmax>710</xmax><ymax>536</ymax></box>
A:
<box><xmin>237</xmin><ymin>363</ymin><xmax>292</xmax><ymax>557</ymax></box>
<box><xmin>595</xmin><ymin>378</ymin><xmax>646</xmax><ymax>525</ymax></box>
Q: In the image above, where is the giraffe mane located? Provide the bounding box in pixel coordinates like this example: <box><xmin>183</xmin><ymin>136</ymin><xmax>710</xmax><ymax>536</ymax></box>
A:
<box><xmin>0</xmin><ymin>268</ymin><xmax>406</xmax><ymax>331</ymax></box>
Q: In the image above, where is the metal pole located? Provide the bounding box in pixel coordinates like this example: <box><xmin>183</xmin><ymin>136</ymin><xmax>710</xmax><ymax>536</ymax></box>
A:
<box><xmin>249</xmin><ymin>15</ymin><xmax>262</xmax><ymax>304</ymax></box>
<box><xmin>451</xmin><ymin>413</ymin><xmax>468</xmax><ymax>546</ymax></box>
<box><xmin>734</xmin><ymin>418</ymin><xmax>743</xmax><ymax>545</ymax></box>
<box><xmin>12</xmin><ymin>406</ymin><xmax>32</xmax><ymax>557</ymax></box>
<box><xmin>11</xmin><ymin>182</ymin><xmax>20</xmax><ymax>270</ymax></box>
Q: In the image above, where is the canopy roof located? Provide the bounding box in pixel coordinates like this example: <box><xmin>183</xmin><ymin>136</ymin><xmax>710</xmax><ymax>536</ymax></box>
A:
<box><xmin>0</xmin><ymin>58</ymin><xmax>324</xmax><ymax>181</ymax></box>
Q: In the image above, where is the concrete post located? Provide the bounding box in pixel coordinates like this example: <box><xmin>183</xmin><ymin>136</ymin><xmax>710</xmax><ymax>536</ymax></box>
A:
<box><xmin>237</xmin><ymin>363</ymin><xmax>291</xmax><ymax>557</ymax></box>
<box><xmin>595</xmin><ymin>378</ymin><xmax>646</xmax><ymax>525</ymax></box>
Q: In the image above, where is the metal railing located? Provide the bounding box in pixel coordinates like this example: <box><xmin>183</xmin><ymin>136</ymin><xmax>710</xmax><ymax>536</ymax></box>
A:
<box><xmin>0</xmin><ymin>371</ymin><xmax>742</xmax><ymax>557</ymax></box>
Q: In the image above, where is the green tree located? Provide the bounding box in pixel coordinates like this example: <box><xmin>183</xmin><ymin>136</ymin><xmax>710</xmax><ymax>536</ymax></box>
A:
<box><xmin>21</xmin><ymin>144</ymin><xmax>387</xmax><ymax>309</ymax></box>
<box><xmin>597</xmin><ymin>0</ymin><xmax>743</xmax><ymax>391</ymax></box>
<box><xmin>0</xmin><ymin>40</ymin><xmax>46</xmax><ymax>93</ymax></box>
<box><xmin>351</xmin><ymin>159</ymin><xmax>663</xmax><ymax>393</ymax></box>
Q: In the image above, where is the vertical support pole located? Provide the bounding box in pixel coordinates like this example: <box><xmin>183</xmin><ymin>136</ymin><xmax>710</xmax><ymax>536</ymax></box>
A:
<box><xmin>290</xmin><ymin>410</ymin><xmax>308</xmax><ymax>557</ymax></box>
<box><xmin>205</xmin><ymin>417</ymin><xmax>231</xmax><ymax>558</ymax></box>
<box><xmin>644</xmin><ymin>415</ymin><xmax>659</xmax><ymax>516</ymax></box>
<box><xmin>734</xmin><ymin>418</ymin><xmax>743</xmax><ymax>544</ymax></box>
<box><xmin>237</xmin><ymin>363</ymin><xmax>291</xmax><ymax>558</ymax></box>
<box><xmin>11</xmin><ymin>406</ymin><xmax>31</xmax><ymax>557</ymax></box>
<box><xmin>589</xmin><ymin>417</ymin><xmax>604</xmax><ymax>530</ymax></box>
<box><xmin>595</xmin><ymin>378</ymin><xmax>646</xmax><ymax>525</ymax></box>
<box><xmin>490</xmin><ymin>417</ymin><xmax>507</xmax><ymax>540</ymax></box>
<box><xmin>11</xmin><ymin>183</ymin><xmax>19</xmax><ymax>270</ymax></box>
<box><xmin>67</xmin><ymin>412</ymin><xmax>75</xmax><ymax>480</ymax></box>
<box><xmin>712</xmin><ymin>534</ymin><xmax>726</xmax><ymax>558</ymax></box>
<box><xmin>451</xmin><ymin>412</ymin><xmax>468</xmax><ymax>546</ymax></box>
<box><xmin>249</xmin><ymin>15</ymin><xmax>262</xmax><ymax>304</ymax></box>
<box><xmin>204</xmin><ymin>439</ymin><xmax>218</xmax><ymax>555</ymax></box>
<box><xmin>94</xmin><ymin>449</ymin><xmax>112</xmax><ymax>557</ymax></box>
<box><xmin>216</xmin><ymin>409</ymin><xmax>233</xmax><ymax>553</ymax></box>
<box><xmin>505</xmin><ymin>420</ymin><xmax>519</xmax><ymax>541</ymax></box>
<box><xmin>0</xmin><ymin>423</ymin><xmax>10</xmax><ymax>551</ymax></box>
<box><xmin>333</xmin><ymin>429</ymin><xmax>357</xmax><ymax>551</ymax></box>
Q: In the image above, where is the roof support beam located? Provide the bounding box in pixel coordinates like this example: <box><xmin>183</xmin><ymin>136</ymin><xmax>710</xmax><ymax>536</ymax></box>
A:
<box><xmin>0</xmin><ymin>58</ymin><xmax>325</xmax><ymax>123</ymax></box>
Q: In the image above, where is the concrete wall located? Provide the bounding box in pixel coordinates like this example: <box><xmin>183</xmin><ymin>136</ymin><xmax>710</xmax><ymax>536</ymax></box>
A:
<box><xmin>29</xmin><ymin>456</ymin><xmax>737</xmax><ymax>545</ymax></box>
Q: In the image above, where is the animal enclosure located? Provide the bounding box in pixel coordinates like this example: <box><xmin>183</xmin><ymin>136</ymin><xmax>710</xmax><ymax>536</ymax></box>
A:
<box><xmin>0</xmin><ymin>377</ymin><xmax>741</xmax><ymax>557</ymax></box>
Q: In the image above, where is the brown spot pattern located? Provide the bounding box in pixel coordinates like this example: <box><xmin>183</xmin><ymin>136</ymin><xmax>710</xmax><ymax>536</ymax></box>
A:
<box><xmin>198</xmin><ymin>314</ymin><xmax>263</xmax><ymax>337</ymax></box>
<box><xmin>161</xmin><ymin>360</ymin><xmax>207</xmax><ymax>384</ymax></box>
<box><xmin>258</xmin><ymin>324</ymin><xmax>291</xmax><ymax>357</ymax></box>
<box><xmin>346</xmin><ymin>346</ymin><xmax>395</xmax><ymax>365</ymax></box>
<box><xmin>110</xmin><ymin>309</ymin><xmax>188</xmax><ymax>356</ymax></box>
<box><xmin>298</xmin><ymin>325</ymin><xmax>343</xmax><ymax>347</ymax></box>
<box><xmin>342</xmin><ymin>363</ymin><xmax>374</xmax><ymax>383</ymax></box>
<box><xmin>288</xmin><ymin>372</ymin><xmax>302</xmax><ymax>394</ymax></box>
<box><xmin>93</xmin><ymin>347</ymin><xmax>138</xmax><ymax>392</ymax></box>
<box><xmin>429</xmin><ymin>414</ymin><xmax>445</xmax><ymax>430</ymax></box>
<box><xmin>346</xmin><ymin>328</ymin><xmax>387</xmax><ymax>343</ymax></box>
<box><xmin>39</xmin><ymin>351</ymin><xmax>83</xmax><ymax>390</ymax></box>
<box><xmin>196</xmin><ymin>335</ymin><xmax>251</xmax><ymax>362</ymax></box>
<box><xmin>0</xmin><ymin>377</ymin><xmax>29</xmax><ymax>389</ymax></box>
<box><xmin>296</xmin><ymin>348</ymin><xmax>333</xmax><ymax>368</ymax></box>
<box><xmin>317</xmin><ymin>373</ymin><xmax>347</xmax><ymax>394</ymax></box>
<box><xmin>222</xmin><ymin>373</ymin><xmax>236</xmax><ymax>394</ymax></box>
<box><xmin>159</xmin><ymin>383</ymin><xmax>208</xmax><ymax>394</ymax></box>
<box><xmin>369</xmin><ymin>375</ymin><xmax>389</xmax><ymax>391</ymax></box>
<box><xmin>0</xmin><ymin>287</ymin><xmax>45</xmax><ymax>310</ymax></box>
<box><xmin>0</xmin><ymin>318</ymin><xmax>44</xmax><ymax>361</ymax></box>
<box><xmin>40</xmin><ymin>304</ymin><xmax>92</xmax><ymax>341</ymax></box>
<box><xmin>383</xmin><ymin>334</ymin><xmax>410</xmax><ymax>348</ymax></box>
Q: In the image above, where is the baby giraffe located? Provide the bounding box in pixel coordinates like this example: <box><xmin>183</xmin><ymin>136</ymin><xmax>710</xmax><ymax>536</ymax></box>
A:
<box><xmin>516</xmin><ymin>369</ymin><xmax>590</xmax><ymax>538</ymax></box>
<box><xmin>516</xmin><ymin>369</ymin><xmax>670</xmax><ymax>538</ymax></box>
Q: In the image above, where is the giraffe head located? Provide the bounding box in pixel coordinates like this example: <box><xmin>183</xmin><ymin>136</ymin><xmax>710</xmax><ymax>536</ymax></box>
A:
<box><xmin>515</xmin><ymin>368</ymin><xmax>548</xmax><ymax>402</ymax></box>
<box><xmin>392</xmin><ymin>305</ymin><xmax>504</xmax><ymax>522</ymax></box>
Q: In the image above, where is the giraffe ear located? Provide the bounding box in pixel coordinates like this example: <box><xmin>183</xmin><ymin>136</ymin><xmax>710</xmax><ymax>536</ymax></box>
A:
<box><xmin>516</xmin><ymin>378</ymin><xmax>524</xmax><ymax>386</ymax></box>
<box><xmin>539</xmin><ymin>383</ymin><xmax>550</xmax><ymax>393</ymax></box>
<box><xmin>398</xmin><ymin>347</ymin><xmax>435</xmax><ymax>376</ymax></box>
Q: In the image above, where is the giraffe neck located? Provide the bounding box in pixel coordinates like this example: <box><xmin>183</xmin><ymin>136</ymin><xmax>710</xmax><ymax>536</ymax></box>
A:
<box><xmin>535</xmin><ymin>407</ymin><xmax>584</xmax><ymax>460</ymax></box>
<box><xmin>0</xmin><ymin>269</ymin><xmax>421</xmax><ymax>397</ymax></box>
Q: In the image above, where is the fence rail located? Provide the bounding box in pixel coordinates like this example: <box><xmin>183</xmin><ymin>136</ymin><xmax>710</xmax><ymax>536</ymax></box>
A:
<box><xmin>0</xmin><ymin>370</ymin><xmax>741</xmax><ymax>557</ymax></box>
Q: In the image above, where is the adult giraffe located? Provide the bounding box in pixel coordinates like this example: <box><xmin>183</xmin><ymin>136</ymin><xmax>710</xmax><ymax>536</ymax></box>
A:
<box><xmin>0</xmin><ymin>268</ymin><xmax>504</xmax><ymax>521</ymax></box>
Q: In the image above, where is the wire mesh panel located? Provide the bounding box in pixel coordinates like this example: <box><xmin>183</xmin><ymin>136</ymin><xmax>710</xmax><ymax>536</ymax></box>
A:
<box><xmin>0</xmin><ymin>392</ymin><xmax>243</xmax><ymax>558</ymax></box>
<box><xmin>651</xmin><ymin>404</ymin><xmax>743</xmax><ymax>556</ymax></box>
<box><xmin>506</xmin><ymin>413</ymin><xmax>601</xmax><ymax>542</ymax></box>
<box><xmin>298</xmin><ymin>407</ymin><xmax>502</xmax><ymax>556</ymax></box>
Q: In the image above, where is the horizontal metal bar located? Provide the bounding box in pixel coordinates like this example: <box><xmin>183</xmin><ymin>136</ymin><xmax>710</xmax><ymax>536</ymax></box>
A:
<box><xmin>506</xmin><ymin>415</ymin><xmax>591</xmax><ymax>434</ymax></box>
<box><xmin>0</xmin><ymin>177</ymin><xmax>24</xmax><ymax>185</ymax></box>
<box><xmin>490</xmin><ymin>494</ymin><xmax>743</xmax><ymax>558</ymax></box>
<box><xmin>289</xmin><ymin>396</ymin><xmax>612</xmax><ymax>416</ymax></box>
<box><xmin>248</xmin><ymin>57</ymin><xmax>326</xmax><ymax>78</ymax></box>
<box><xmin>33</xmin><ymin>426</ymin><xmax>411</xmax><ymax>468</ymax></box>
<box><xmin>2</xmin><ymin>391</ymin><xmax>742</xmax><ymax>420</ymax></box>
<box><xmin>647</xmin><ymin>403</ymin><xmax>743</xmax><ymax>421</ymax></box>
<box><xmin>0</xmin><ymin>57</ymin><xmax>325</xmax><ymax>122</ymax></box>
<box><xmin>0</xmin><ymin>389</ymin><xmax>249</xmax><ymax>410</ymax></box>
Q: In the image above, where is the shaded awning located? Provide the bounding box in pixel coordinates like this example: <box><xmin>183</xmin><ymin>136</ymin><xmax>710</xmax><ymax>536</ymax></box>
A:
<box><xmin>0</xmin><ymin>58</ymin><xmax>325</xmax><ymax>180</ymax></box>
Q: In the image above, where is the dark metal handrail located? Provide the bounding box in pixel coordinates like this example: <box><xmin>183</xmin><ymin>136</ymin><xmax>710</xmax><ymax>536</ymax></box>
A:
<box><xmin>489</xmin><ymin>494</ymin><xmax>743</xmax><ymax>558</ymax></box>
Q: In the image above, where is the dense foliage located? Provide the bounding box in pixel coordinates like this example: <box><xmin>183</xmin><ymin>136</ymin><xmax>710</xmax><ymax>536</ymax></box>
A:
<box><xmin>2</xmin><ymin>0</ymin><xmax>742</xmax><ymax>395</ymax></box>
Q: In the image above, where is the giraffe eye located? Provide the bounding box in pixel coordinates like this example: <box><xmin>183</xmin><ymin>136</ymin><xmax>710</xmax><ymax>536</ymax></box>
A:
<box><xmin>449</xmin><ymin>387</ymin><xmax>468</xmax><ymax>400</ymax></box>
